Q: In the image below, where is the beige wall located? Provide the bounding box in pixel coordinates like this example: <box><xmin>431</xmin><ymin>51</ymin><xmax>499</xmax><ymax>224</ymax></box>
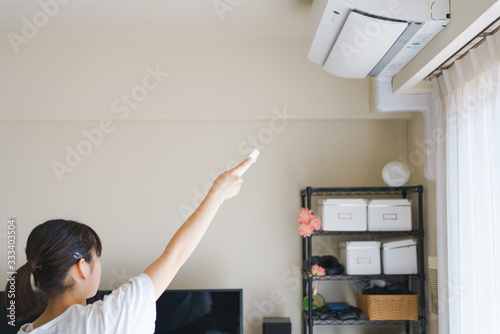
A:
<box><xmin>0</xmin><ymin>119</ymin><xmax>410</xmax><ymax>334</ymax></box>
<box><xmin>0</xmin><ymin>37</ymin><xmax>411</xmax><ymax>121</ymax></box>
<box><xmin>0</xmin><ymin>36</ymin><xmax>434</xmax><ymax>334</ymax></box>
<box><xmin>407</xmin><ymin>112</ymin><xmax>438</xmax><ymax>334</ymax></box>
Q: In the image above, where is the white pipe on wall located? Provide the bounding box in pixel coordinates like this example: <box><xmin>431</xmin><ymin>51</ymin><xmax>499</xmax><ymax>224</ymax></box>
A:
<box><xmin>374</xmin><ymin>76</ymin><xmax>436</xmax><ymax>181</ymax></box>
<box><xmin>374</xmin><ymin>76</ymin><xmax>432</xmax><ymax>113</ymax></box>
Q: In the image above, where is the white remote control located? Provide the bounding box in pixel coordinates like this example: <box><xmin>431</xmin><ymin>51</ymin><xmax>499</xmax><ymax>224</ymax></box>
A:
<box><xmin>237</xmin><ymin>148</ymin><xmax>260</xmax><ymax>177</ymax></box>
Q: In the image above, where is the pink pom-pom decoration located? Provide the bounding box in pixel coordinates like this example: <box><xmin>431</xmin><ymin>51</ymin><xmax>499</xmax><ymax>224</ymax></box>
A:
<box><xmin>309</xmin><ymin>215</ymin><xmax>322</xmax><ymax>231</ymax></box>
<box><xmin>311</xmin><ymin>265</ymin><xmax>326</xmax><ymax>277</ymax></box>
<box><xmin>298</xmin><ymin>208</ymin><xmax>312</xmax><ymax>223</ymax></box>
<box><xmin>297</xmin><ymin>221</ymin><xmax>314</xmax><ymax>238</ymax></box>
<box><xmin>297</xmin><ymin>208</ymin><xmax>322</xmax><ymax>237</ymax></box>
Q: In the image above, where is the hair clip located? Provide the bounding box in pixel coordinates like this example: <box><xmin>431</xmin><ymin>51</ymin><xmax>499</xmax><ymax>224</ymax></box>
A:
<box><xmin>67</xmin><ymin>249</ymin><xmax>84</xmax><ymax>260</ymax></box>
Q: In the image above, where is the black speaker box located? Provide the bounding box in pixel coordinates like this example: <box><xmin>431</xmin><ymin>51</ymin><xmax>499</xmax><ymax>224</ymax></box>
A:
<box><xmin>263</xmin><ymin>317</ymin><xmax>291</xmax><ymax>334</ymax></box>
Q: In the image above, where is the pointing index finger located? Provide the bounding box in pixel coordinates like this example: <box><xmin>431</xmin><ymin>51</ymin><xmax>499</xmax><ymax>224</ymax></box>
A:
<box><xmin>230</xmin><ymin>157</ymin><xmax>252</xmax><ymax>176</ymax></box>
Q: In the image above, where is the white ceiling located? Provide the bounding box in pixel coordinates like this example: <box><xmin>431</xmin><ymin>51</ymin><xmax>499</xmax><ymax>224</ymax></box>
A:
<box><xmin>0</xmin><ymin>0</ymin><xmax>312</xmax><ymax>38</ymax></box>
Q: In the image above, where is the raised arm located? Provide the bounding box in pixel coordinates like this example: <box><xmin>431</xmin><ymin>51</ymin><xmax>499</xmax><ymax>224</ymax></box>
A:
<box><xmin>144</xmin><ymin>158</ymin><xmax>252</xmax><ymax>300</ymax></box>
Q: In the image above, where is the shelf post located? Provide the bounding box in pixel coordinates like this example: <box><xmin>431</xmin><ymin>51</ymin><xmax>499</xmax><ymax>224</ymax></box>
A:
<box><xmin>301</xmin><ymin>192</ymin><xmax>307</xmax><ymax>300</ymax></box>
<box><xmin>306</xmin><ymin>187</ymin><xmax>313</xmax><ymax>334</ymax></box>
<box><xmin>307</xmin><ymin>235</ymin><xmax>313</xmax><ymax>334</ymax></box>
<box><xmin>417</xmin><ymin>185</ymin><xmax>426</xmax><ymax>334</ymax></box>
<box><xmin>306</xmin><ymin>187</ymin><xmax>312</xmax><ymax>210</ymax></box>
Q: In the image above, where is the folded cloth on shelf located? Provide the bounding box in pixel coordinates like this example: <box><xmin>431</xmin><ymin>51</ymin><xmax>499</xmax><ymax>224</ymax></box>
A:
<box><xmin>362</xmin><ymin>282</ymin><xmax>413</xmax><ymax>295</ymax></box>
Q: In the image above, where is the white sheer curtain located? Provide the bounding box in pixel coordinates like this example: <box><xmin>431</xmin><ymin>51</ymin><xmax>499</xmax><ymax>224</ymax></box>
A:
<box><xmin>432</xmin><ymin>31</ymin><xmax>500</xmax><ymax>333</ymax></box>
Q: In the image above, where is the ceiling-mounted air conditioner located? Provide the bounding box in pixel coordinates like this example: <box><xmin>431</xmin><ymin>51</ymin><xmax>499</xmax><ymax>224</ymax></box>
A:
<box><xmin>308</xmin><ymin>0</ymin><xmax>450</xmax><ymax>79</ymax></box>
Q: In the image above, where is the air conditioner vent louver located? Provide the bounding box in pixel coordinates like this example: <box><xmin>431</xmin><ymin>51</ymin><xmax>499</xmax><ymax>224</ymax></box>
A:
<box><xmin>307</xmin><ymin>0</ymin><xmax>450</xmax><ymax>79</ymax></box>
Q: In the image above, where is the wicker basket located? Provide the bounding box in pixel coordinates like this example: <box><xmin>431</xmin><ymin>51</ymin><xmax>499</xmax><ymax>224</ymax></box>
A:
<box><xmin>356</xmin><ymin>293</ymin><xmax>418</xmax><ymax>320</ymax></box>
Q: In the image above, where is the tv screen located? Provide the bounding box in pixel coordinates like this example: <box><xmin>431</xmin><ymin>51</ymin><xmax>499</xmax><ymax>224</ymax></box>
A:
<box><xmin>154</xmin><ymin>289</ymin><xmax>242</xmax><ymax>334</ymax></box>
<box><xmin>1</xmin><ymin>289</ymin><xmax>242</xmax><ymax>334</ymax></box>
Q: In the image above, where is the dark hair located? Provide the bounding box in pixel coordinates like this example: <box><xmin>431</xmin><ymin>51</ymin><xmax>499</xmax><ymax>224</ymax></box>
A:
<box><xmin>4</xmin><ymin>219</ymin><xmax>102</xmax><ymax>322</ymax></box>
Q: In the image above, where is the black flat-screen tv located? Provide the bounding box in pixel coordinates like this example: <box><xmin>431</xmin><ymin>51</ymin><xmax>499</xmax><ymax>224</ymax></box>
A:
<box><xmin>154</xmin><ymin>289</ymin><xmax>242</xmax><ymax>334</ymax></box>
<box><xmin>1</xmin><ymin>289</ymin><xmax>242</xmax><ymax>334</ymax></box>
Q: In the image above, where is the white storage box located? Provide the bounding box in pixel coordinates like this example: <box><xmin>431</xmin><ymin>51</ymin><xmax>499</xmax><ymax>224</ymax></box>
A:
<box><xmin>318</xmin><ymin>199</ymin><xmax>368</xmax><ymax>231</ymax></box>
<box><xmin>340</xmin><ymin>241</ymin><xmax>381</xmax><ymax>275</ymax></box>
<box><xmin>368</xmin><ymin>199</ymin><xmax>412</xmax><ymax>231</ymax></box>
<box><xmin>382</xmin><ymin>238</ymin><xmax>418</xmax><ymax>274</ymax></box>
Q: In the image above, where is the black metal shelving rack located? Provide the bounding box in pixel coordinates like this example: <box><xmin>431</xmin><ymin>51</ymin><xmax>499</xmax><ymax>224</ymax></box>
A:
<box><xmin>301</xmin><ymin>186</ymin><xmax>426</xmax><ymax>334</ymax></box>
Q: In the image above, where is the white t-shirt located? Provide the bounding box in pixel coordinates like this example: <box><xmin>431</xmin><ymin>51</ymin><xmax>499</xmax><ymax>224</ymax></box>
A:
<box><xmin>18</xmin><ymin>273</ymin><xmax>156</xmax><ymax>334</ymax></box>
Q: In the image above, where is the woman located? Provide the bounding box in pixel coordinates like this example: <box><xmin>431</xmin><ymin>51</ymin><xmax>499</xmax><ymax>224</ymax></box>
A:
<box><xmin>6</xmin><ymin>158</ymin><xmax>251</xmax><ymax>333</ymax></box>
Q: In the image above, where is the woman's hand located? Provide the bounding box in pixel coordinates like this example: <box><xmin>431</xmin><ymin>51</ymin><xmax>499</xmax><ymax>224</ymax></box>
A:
<box><xmin>208</xmin><ymin>158</ymin><xmax>252</xmax><ymax>204</ymax></box>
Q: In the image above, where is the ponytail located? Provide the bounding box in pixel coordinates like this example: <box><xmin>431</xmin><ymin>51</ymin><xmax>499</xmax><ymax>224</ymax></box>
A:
<box><xmin>4</xmin><ymin>262</ymin><xmax>43</xmax><ymax>322</ymax></box>
<box><xmin>3</xmin><ymin>219</ymin><xmax>102</xmax><ymax>324</ymax></box>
